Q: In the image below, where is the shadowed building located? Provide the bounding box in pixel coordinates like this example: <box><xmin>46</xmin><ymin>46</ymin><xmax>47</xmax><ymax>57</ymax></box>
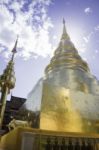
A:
<box><xmin>2</xmin><ymin>96</ymin><xmax>26</xmax><ymax>131</ymax></box>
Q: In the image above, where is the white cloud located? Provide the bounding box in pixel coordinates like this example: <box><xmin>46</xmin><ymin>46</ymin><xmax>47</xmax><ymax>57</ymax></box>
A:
<box><xmin>94</xmin><ymin>25</ymin><xmax>99</xmax><ymax>31</ymax></box>
<box><xmin>83</xmin><ymin>37</ymin><xmax>89</xmax><ymax>43</ymax></box>
<box><xmin>95</xmin><ymin>50</ymin><xmax>99</xmax><ymax>53</ymax></box>
<box><xmin>53</xmin><ymin>35</ymin><xmax>57</xmax><ymax>40</ymax></box>
<box><xmin>84</xmin><ymin>7</ymin><xmax>92</xmax><ymax>14</ymax></box>
<box><xmin>92</xmin><ymin>55</ymin><xmax>95</xmax><ymax>59</ymax></box>
<box><xmin>0</xmin><ymin>0</ymin><xmax>53</xmax><ymax>60</ymax></box>
<box><xmin>83</xmin><ymin>31</ymin><xmax>93</xmax><ymax>43</ymax></box>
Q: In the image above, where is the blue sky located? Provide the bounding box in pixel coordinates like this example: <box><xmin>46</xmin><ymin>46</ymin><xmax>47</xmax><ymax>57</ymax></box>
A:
<box><xmin>0</xmin><ymin>0</ymin><xmax>99</xmax><ymax>98</ymax></box>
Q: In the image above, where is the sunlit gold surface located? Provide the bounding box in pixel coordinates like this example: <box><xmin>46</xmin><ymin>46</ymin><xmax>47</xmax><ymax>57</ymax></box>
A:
<box><xmin>40</xmin><ymin>83</ymin><xmax>99</xmax><ymax>133</ymax></box>
<box><xmin>40</xmin><ymin>84</ymin><xmax>82</xmax><ymax>132</ymax></box>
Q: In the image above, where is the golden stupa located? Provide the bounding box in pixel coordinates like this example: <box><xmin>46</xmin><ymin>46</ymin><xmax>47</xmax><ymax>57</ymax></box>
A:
<box><xmin>24</xmin><ymin>19</ymin><xmax>99</xmax><ymax>134</ymax></box>
<box><xmin>0</xmin><ymin>19</ymin><xmax>99</xmax><ymax>150</ymax></box>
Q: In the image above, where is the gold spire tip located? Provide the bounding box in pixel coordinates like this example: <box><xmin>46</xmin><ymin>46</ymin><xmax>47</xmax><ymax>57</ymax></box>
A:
<box><xmin>12</xmin><ymin>35</ymin><xmax>19</xmax><ymax>53</ymax></box>
<box><xmin>63</xmin><ymin>18</ymin><xmax>65</xmax><ymax>25</ymax></box>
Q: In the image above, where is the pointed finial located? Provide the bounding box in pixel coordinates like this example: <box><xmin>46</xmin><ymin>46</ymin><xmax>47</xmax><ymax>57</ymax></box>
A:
<box><xmin>61</xmin><ymin>18</ymin><xmax>70</xmax><ymax>40</ymax></box>
<box><xmin>12</xmin><ymin>35</ymin><xmax>18</xmax><ymax>54</ymax></box>
<box><xmin>63</xmin><ymin>18</ymin><xmax>65</xmax><ymax>25</ymax></box>
<box><xmin>11</xmin><ymin>35</ymin><xmax>18</xmax><ymax>61</ymax></box>
<box><xmin>62</xmin><ymin>18</ymin><xmax>66</xmax><ymax>35</ymax></box>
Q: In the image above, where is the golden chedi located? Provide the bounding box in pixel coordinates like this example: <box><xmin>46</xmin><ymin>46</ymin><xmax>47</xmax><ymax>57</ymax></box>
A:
<box><xmin>24</xmin><ymin>19</ymin><xmax>99</xmax><ymax>134</ymax></box>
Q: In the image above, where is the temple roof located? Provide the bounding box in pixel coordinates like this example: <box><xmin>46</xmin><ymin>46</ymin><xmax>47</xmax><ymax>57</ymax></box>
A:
<box><xmin>6</xmin><ymin>96</ymin><xmax>26</xmax><ymax>110</ymax></box>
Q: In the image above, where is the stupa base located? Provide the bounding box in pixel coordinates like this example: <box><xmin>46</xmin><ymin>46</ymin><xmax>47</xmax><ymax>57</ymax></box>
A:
<box><xmin>0</xmin><ymin>127</ymin><xmax>99</xmax><ymax>150</ymax></box>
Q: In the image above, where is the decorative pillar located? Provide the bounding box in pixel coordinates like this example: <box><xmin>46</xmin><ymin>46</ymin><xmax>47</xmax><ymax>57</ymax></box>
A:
<box><xmin>0</xmin><ymin>37</ymin><xmax>18</xmax><ymax>129</ymax></box>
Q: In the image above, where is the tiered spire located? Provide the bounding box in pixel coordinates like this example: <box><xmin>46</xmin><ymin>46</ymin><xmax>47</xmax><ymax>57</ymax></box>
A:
<box><xmin>45</xmin><ymin>19</ymin><xmax>89</xmax><ymax>75</ymax></box>
<box><xmin>61</xmin><ymin>18</ymin><xmax>70</xmax><ymax>40</ymax></box>
<box><xmin>0</xmin><ymin>37</ymin><xmax>18</xmax><ymax>129</ymax></box>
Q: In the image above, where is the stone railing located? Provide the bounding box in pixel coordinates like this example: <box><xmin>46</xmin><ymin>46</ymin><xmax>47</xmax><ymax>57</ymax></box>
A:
<box><xmin>40</xmin><ymin>135</ymin><xmax>98</xmax><ymax>150</ymax></box>
<box><xmin>21</xmin><ymin>130</ymin><xmax>99</xmax><ymax>150</ymax></box>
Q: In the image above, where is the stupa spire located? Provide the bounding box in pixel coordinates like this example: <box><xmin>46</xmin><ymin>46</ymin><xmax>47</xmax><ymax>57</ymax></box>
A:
<box><xmin>45</xmin><ymin>19</ymin><xmax>89</xmax><ymax>75</ymax></box>
<box><xmin>63</xmin><ymin>18</ymin><xmax>66</xmax><ymax>34</ymax></box>
<box><xmin>0</xmin><ymin>36</ymin><xmax>18</xmax><ymax>129</ymax></box>
<box><xmin>11</xmin><ymin>35</ymin><xmax>18</xmax><ymax>61</ymax></box>
<box><xmin>61</xmin><ymin>18</ymin><xmax>70</xmax><ymax>40</ymax></box>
